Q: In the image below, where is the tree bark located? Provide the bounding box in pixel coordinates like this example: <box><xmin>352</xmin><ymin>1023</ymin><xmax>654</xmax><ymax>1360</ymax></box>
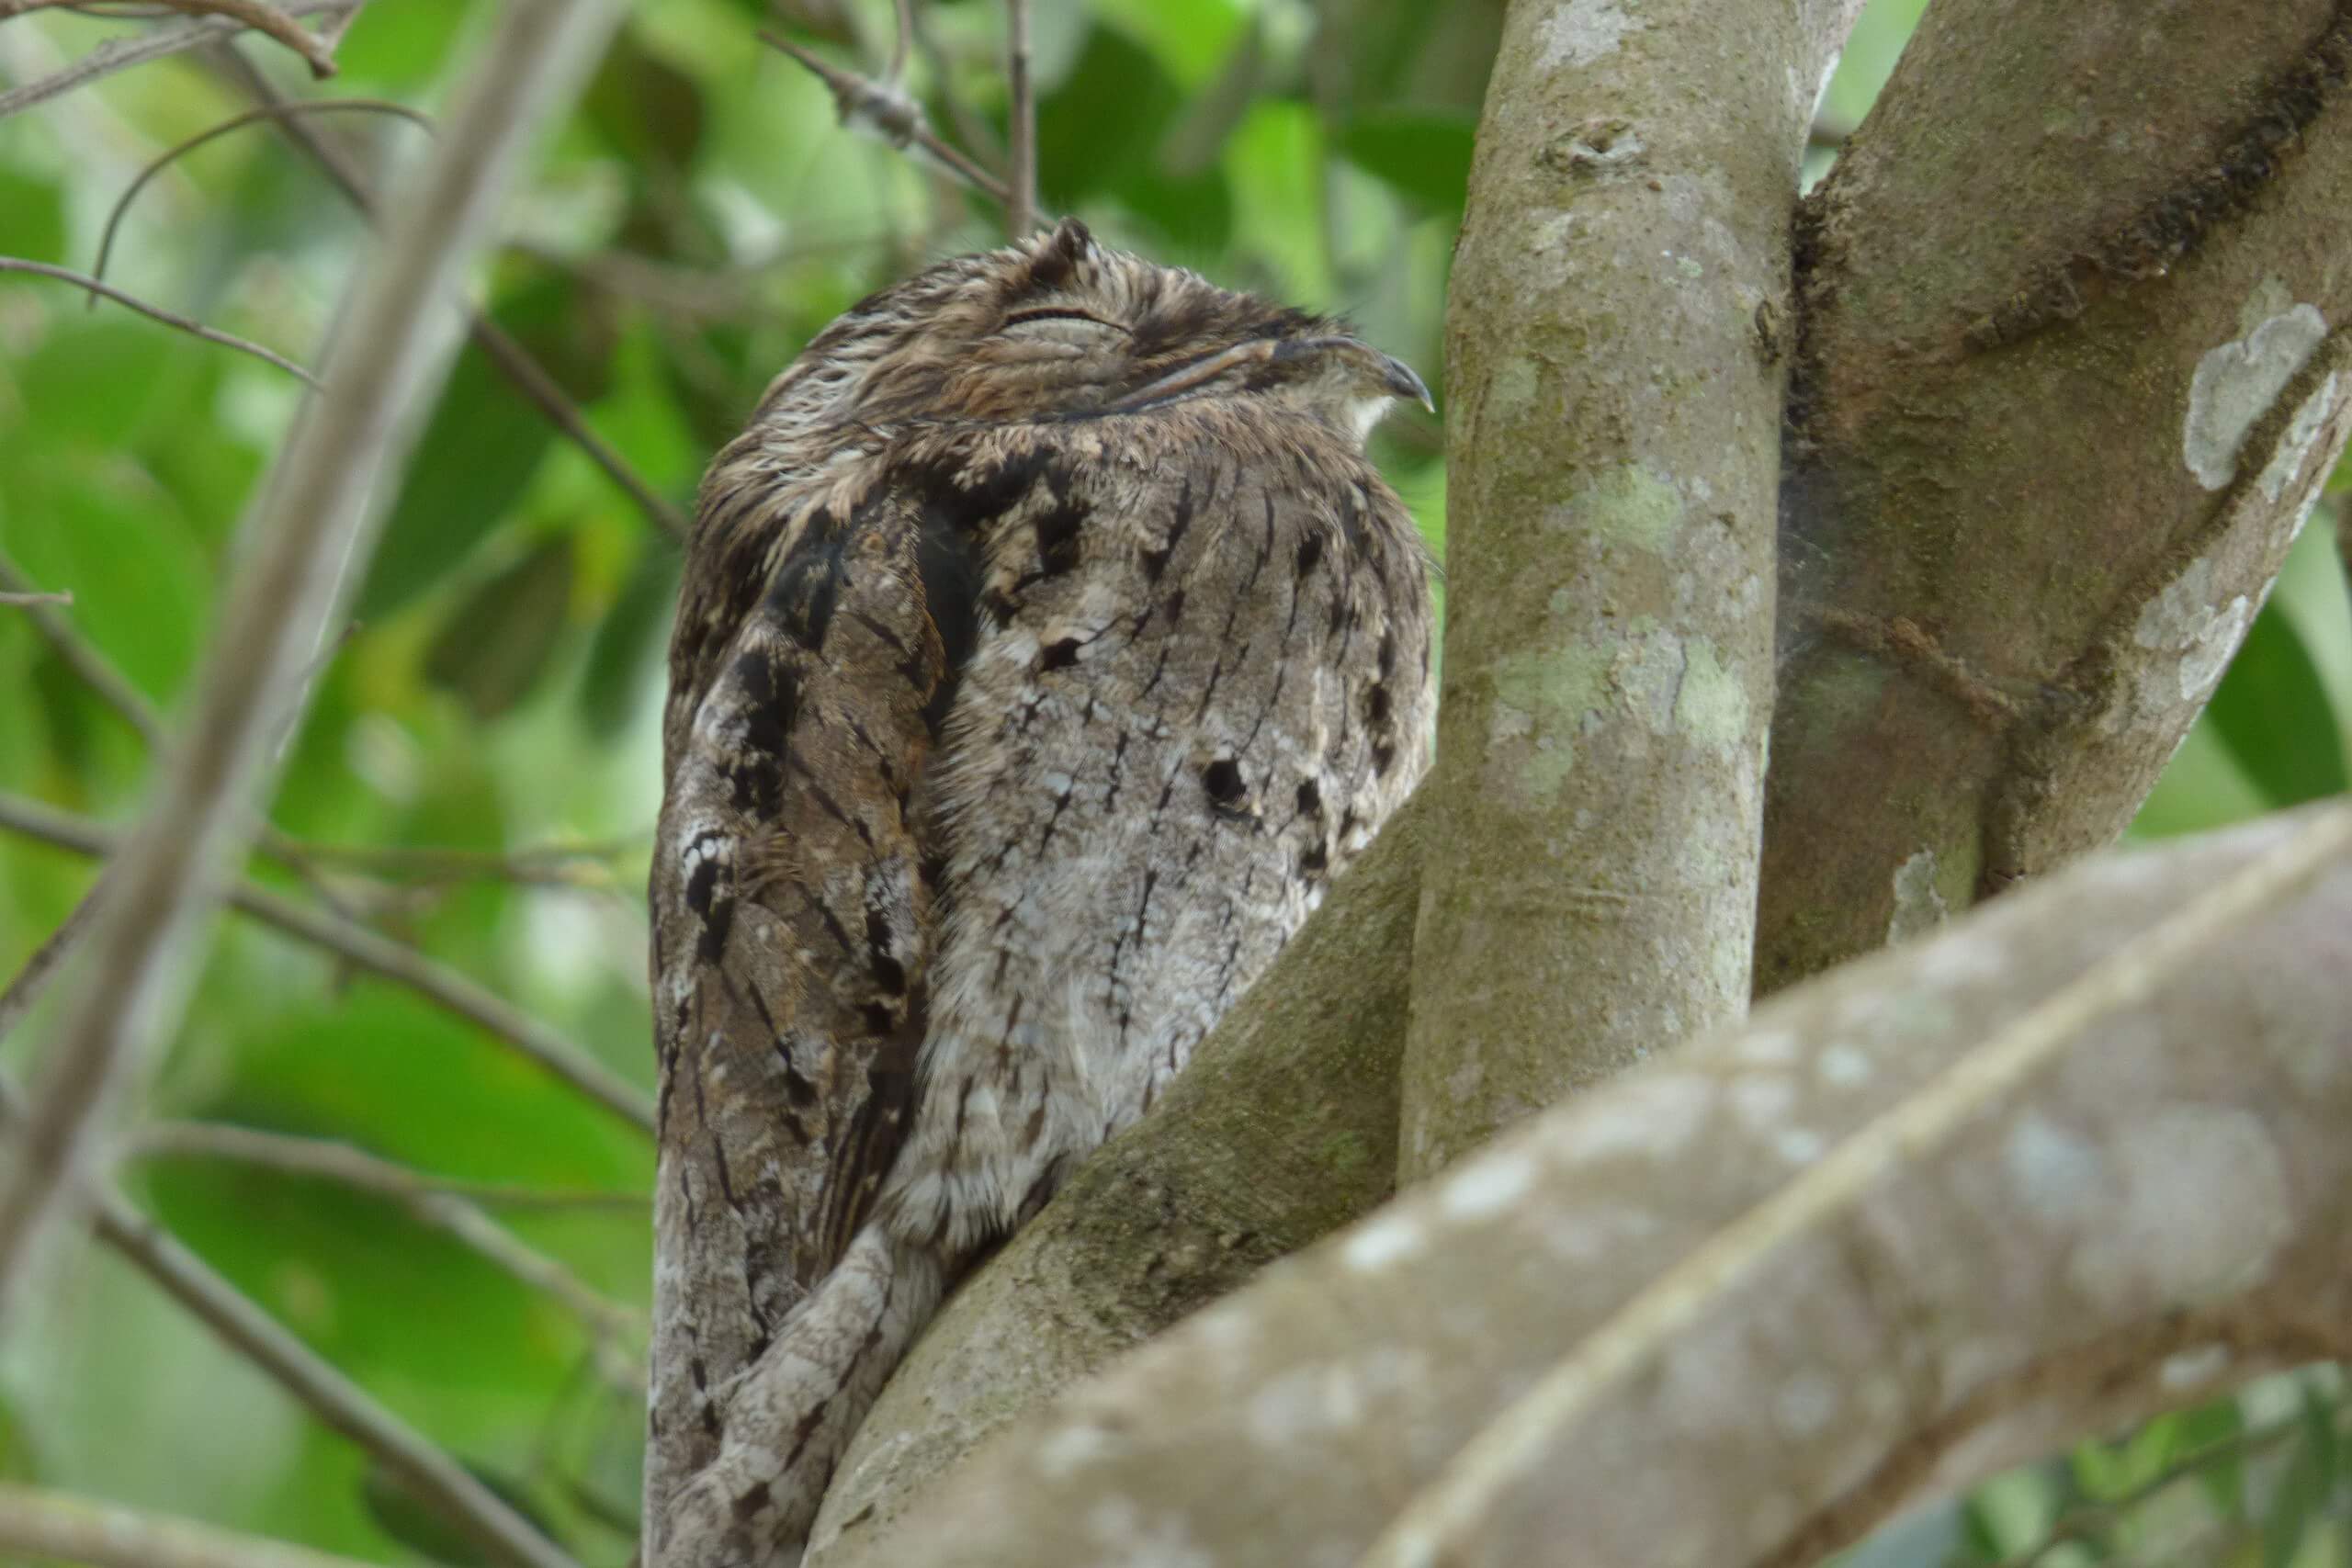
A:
<box><xmin>1760</xmin><ymin>0</ymin><xmax>2352</xmax><ymax>988</ymax></box>
<box><xmin>1400</xmin><ymin>0</ymin><xmax>1863</xmax><ymax>1179</ymax></box>
<box><xmin>820</xmin><ymin>804</ymin><xmax>2352</xmax><ymax>1568</ymax></box>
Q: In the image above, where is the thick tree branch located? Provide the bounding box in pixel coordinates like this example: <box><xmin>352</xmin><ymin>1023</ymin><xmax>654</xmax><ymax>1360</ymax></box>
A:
<box><xmin>824</xmin><ymin>803</ymin><xmax>2352</xmax><ymax>1568</ymax></box>
<box><xmin>1761</xmin><ymin>0</ymin><xmax>2352</xmax><ymax>987</ymax></box>
<box><xmin>0</xmin><ymin>0</ymin><xmax>629</xmax><ymax>1309</ymax></box>
<box><xmin>1402</xmin><ymin>0</ymin><xmax>1866</xmax><ymax>1176</ymax></box>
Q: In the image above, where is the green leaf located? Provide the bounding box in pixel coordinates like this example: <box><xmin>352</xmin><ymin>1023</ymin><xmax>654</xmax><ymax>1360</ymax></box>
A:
<box><xmin>585</xmin><ymin>27</ymin><xmax>707</xmax><ymax>173</ymax></box>
<box><xmin>357</xmin><ymin>276</ymin><xmax>610</xmax><ymax>617</ymax></box>
<box><xmin>0</xmin><ymin>165</ymin><xmax>64</xmax><ymax>260</ymax></box>
<box><xmin>424</xmin><ymin>534</ymin><xmax>578</xmax><ymax>721</ymax></box>
<box><xmin>578</xmin><ymin>539</ymin><xmax>679</xmax><ymax>739</ymax></box>
<box><xmin>2205</xmin><ymin>598</ymin><xmax>2349</xmax><ymax>807</ymax></box>
<box><xmin>2259</xmin><ymin>1388</ymin><xmax>2337</xmax><ymax>1568</ymax></box>
<box><xmin>1334</xmin><ymin>110</ymin><xmax>1478</xmax><ymax>212</ymax></box>
<box><xmin>2177</xmin><ymin>1396</ymin><xmax>2249</xmax><ymax>1518</ymax></box>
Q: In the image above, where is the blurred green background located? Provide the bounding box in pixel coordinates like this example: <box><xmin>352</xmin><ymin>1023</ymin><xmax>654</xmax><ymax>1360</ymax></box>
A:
<box><xmin>0</xmin><ymin>0</ymin><xmax>2343</xmax><ymax>1562</ymax></box>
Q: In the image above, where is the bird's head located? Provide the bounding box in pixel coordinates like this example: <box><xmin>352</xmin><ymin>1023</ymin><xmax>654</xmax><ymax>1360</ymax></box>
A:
<box><xmin>752</xmin><ymin>218</ymin><xmax>1431</xmax><ymax>449</ymax></box>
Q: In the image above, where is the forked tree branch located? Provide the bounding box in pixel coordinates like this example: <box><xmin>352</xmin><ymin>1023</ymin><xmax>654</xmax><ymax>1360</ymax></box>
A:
<box><xmin>0</xmin><ymin>0</ymin><xmax>362</xmax><ymax>118</ymax></box>
<box><xmin>758</xmin><ymin>28</ymin><xmax>1011</xmax><ymax>206</ymax></box>
<box><xmin>0</xmin><ymin>0</ymin><xmax>339</xmax><ymax>74</ymax></box>
<box><xmin>1761</xmin><ymin>0</ymin><xmax>2352</xmax><ymax>986</ymax></box>
<box><xmin>0</xmin><ymin>0</ymin><xmax>630</xmax><ymax>1311</ymax></box>
<box><xmin>821</xmin><ymin>804</ymin><xmax>2352</xmax><ymax>1568</ymax></box>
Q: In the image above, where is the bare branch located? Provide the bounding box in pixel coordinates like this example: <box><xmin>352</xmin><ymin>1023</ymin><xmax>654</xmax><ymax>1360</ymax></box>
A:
<box><xmin>0</xmin><ymin>0</ymin><xmax>361</xmax><ymax>118</ymax></box>
<box><xmin>0</xmin><ymin>876</ymin><xmax>104</xmax><ymax>1048</ymax></box>
<box><xmin>90</xmin><ymin>96</ymin><xmax>430</xmax><ymax>299</ymax></box>
<box><xmin>0</xmin><ymin>1075</ymin><xmax>587</xmax><ymax>1568</ymax></box>
<box><xmin>0</xmin><ymin>256</ymin><xmax>321</xmax><ymax>386</ymax></box>
<box><xmin>0</xmin><ymin>0</ymin><xmax>631</xmax><ymax>1312</ymax></box>
<box><xmin>129</xmin><ymin>1121</ymin><xmax>648</xmax><ymax>1210</ymax></box>
<box><xmin>0</xmin><ymin>547</ymin><xmax>166</xmax><ymax>746</ymax></box>
<box><xmin>1003</xmin><ymin>0</ymin><xmax>1035</xmax><ymax>236</ymax></box>
<box><xmin>0</xmin><ymin>590</ymin><xmax>69</xmax><ymax>606</ymax></box>
<box><xmin>0</xmin><ymin>1483</ymin><xmax>385</xmax><ymax>1568</ymax></box>
<box><xmin>205</xmin><ymin>48</ymin><xmax>690</xmax><ymax>540</ymax></box>
<box><xmin>267</xmin><ymin>833</ymin><xmax>644</xmax><ymax>889</ymax></box>
<box><xmin>759</xmin><ymin>28</ymin><xmax>1011</xmax><ymax>205</ymax></box>
<box><xmin>0</xmin><ymin>792</ymin><xmax>657</xmax><ymax>1134</ymax></box>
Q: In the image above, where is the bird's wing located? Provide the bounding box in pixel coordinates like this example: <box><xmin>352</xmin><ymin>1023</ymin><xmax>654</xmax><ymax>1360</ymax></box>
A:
<box><xmin>646</xmin><ymin>446</ymin><xmax>978</xmax><ymax>1491</ymax></box>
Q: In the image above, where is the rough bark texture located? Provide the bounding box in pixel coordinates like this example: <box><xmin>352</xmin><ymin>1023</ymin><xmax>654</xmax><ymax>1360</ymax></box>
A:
<box><xmin>1402</xmin><ymin>0</ymin><xmax>1860</xmax><ymax>1179</ymax></box>
<box><xmin>1762</xmin><ymin>0</ymin><xmax>2352</xmax><ymax>988</ymax></box>
<box><xmin>806</xmin><ymin>798</ymin><xmax>1427</xmax><ymax>1560</ymax></box>
<box><xmin>822</xmin><ymin>806</ymin><xmax>2352</xmax><ymax>1568</ymax></box>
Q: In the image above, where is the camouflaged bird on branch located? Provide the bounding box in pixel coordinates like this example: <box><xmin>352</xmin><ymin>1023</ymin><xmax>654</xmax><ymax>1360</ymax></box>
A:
<box><xmin>647</xmin><ymin>218</ymin><xmax>1436</xmax><ymax>1566</ymax></box>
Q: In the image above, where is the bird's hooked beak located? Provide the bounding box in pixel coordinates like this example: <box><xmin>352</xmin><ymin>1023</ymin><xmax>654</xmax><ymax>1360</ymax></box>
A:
<box><xmin>1111</xmin><ymin>335</ymin><xmax>1434</xmax><ymax>415</ymax></box>
<box><xmin>1284</xmin><ymin>336</ymin><xmax>1435</xmax><ymax>414</ymax></box>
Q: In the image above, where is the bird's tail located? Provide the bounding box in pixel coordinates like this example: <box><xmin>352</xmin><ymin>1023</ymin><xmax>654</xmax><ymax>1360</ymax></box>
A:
<box><xmin>650</xmin><ymin>1224</ymin><xmax>945</xmax><ymax>1568</ymax></box>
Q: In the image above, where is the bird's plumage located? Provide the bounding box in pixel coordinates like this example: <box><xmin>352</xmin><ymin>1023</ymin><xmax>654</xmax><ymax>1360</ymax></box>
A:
<box><xmin>647</xmin><ymin>220</ymin><xmax>1434</xmax><ymax>1565</ymax></box>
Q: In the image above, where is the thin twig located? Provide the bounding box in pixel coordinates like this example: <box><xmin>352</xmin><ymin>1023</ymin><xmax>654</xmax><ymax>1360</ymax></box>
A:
<box><xmin>91</xmin><ymin>96</ymin><xmax>430</xmax><ymax>300</ymax></box>
<box><xmin>884</xmin><ymin>0</ymin><xmax>912</xmax><ymax>83</ymax></box>
<box><xmin>758</xmin><ymin>28</ymin><xmax>1011</xmax><ymax>204</ymax></box>
<box><xmin>207</xmin><ymin>48</ymin><xmax>689</xmax><ymax>539</ymax></box>
<box><xmin>0</xmin><ymin>875</ymin><xmax>105</xmax><ymax>1048</ymax></box>
<box><xmin>123</xmin><ymin>1123</ymin><xmax>647</xmax><ymax>1374</ymax></box>
<box><xmin>0</xmin><ymin>547</ymin><xmax>167</xmax><ymax>746</ymax></box>
<box><xmin>0</xmin><ymin>0</ymin><xmax>361</xmax><ymax>118</ymax></box>
<box><xmin>0</xmin><ymin>590</ymin><xmax>70</xmax><ymax>606</ymax></box>
<box><xmin>0</xmin><ymin>1075</ymin><xmax>586</xmax><ymax>1568</ymax></box>
<box><xmin>1004</xmin><ymin>0</ymin><xmax>1035</xmax><ymax>237</ymax></box>
<box><xmin>0</xmin><ymin>0</ymin><xmax>631</xmax><ymax>1313</ymax></box>
<box><xmin>276</xmin><ymin>834</ymin><xmax>643</xmax><ymax>888</ymax></box>
<box><xmin>0</xmin><ymin>0</ymin><xmax>341</xmax><ymax>76</ymax></box>
<box><xmin>0</xmin><ymin>792</ymin><xmax>658</xmax><ymax>1134</ymax></box>
<box><xmin>129</xmin><ymin>1121</ymin><xmax>648</xmax><ymax>1210</ymax></box>
<box><xmin>0</xmin><ymin>1482</ymin><xmax>386</xmax><ymax>1568</ymax></box>
<box><xmin>0</xmin><ymin>257</ymin><xmax>321</xmax><ymax>386</ymax></box>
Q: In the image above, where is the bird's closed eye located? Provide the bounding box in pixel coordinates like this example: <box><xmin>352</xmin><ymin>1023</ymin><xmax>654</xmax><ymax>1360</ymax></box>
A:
<box><xmin>1001</xmin><ymin>307</ymin><xmax>1129</xmax><ymax>336</ymax></box>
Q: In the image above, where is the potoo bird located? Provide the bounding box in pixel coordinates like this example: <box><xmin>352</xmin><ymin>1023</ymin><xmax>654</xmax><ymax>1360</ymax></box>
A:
<box><xmin>645</xmin><ymin>218</ymin><xmax>1436</xmax><ymax>1566</ymax></box>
